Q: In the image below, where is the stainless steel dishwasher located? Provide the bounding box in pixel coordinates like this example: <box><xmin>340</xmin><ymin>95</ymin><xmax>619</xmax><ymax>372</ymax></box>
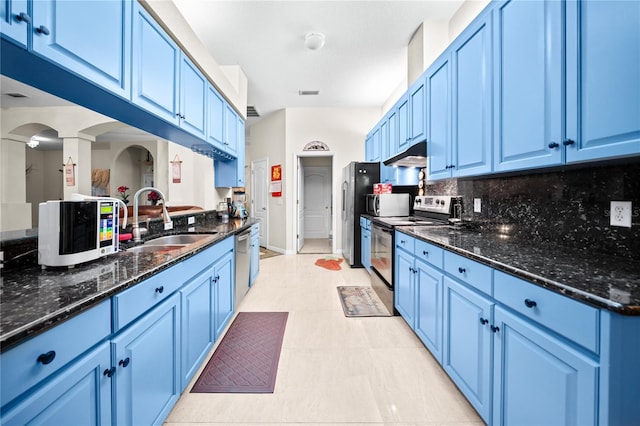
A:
<box><xmin>235</xmin><ymin>228</ymin><xmax>251</xmax><ymax>309</ymax></box>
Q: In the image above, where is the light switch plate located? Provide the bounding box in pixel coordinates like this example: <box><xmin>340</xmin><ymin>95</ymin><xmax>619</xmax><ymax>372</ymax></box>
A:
<box><xmin>474</xmin><ymin>198</ymin><xmax>482</xmax><ymax>213</ymax></box>
<box><xmin>188</xmin><ymin>216</ymin><xmax>195</xmax><ymax>225</ymax></box>
<box><xmin>164</xmin><ymin>221</ymin><xmax>174</xmax><ymax>231</ymax></box>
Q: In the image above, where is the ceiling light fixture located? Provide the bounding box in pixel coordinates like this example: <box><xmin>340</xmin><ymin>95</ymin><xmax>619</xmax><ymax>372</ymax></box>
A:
<box><xmin>27</xmin><ymin>136</ymin><xmax>39</xmax><ymax>149</ymax></box>
<box><xmin>304</xmin><ymin>32</ymin><xmax>325</xmax><ymax>51</ymax></box>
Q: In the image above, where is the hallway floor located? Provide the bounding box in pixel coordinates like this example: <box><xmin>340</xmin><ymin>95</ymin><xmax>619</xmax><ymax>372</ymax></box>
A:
<box><xmin>165</xmin><ymin>254</ymin><xmax>482</xmax><ymax>425</ymax></box>
<box><xmin>298</xmin><ymin>238</ymin><xmax>332</xmax><ymax>254</ymax></box>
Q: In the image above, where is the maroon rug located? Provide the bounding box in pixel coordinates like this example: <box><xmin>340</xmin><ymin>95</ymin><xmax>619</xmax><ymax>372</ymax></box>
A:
<box><xmin>191</xmin><ymin>312</ymin><xmax>288</xmax><ymax>393</ymax></box>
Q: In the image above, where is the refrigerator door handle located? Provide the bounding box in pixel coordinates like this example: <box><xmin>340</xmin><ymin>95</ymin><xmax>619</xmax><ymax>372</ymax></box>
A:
<box><xmin>341</xmin><ymin>181</ymin><xmax>348</xmax><ymax>218</ymax></box>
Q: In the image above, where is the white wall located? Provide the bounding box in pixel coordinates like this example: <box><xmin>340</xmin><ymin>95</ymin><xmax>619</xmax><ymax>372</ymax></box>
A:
<box><xmin>246</xmin><ymin>110</ymin><xmax>286</xmax><ymax>251</ymax></box>
<box><xmin>284</xmin><ymin>107</ymin><xmax>380</xmax><ymax>254</ymax></box>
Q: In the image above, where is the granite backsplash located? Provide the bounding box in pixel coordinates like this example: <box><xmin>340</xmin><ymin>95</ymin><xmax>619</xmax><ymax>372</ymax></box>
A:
<box><xmin>424</xmin><ymin>161</ymin><xmax>640</xmax><ymax>260</ymax></box>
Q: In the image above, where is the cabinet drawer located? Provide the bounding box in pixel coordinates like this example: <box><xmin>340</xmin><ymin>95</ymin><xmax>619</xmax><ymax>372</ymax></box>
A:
<box><xmin>1</xmin><ymin>300</ymin><xmax>111</xmax><ymax>406</ymax></box>
<box><xmin>494</xmin><ymin>271</ymin><xmax>599</xmax><ymax>353</ymax></box>
<box><xmin>395</xmin><ymin>232</ymin><xmax>415</xmax><ymax>253</ymax></box>
<box><xmin>251</xmin><ymin>223</ymin><xmax>259</xmax><ymax>235</ymax></box>
<box><xmin>113</xmin><ymin>266</ymin><xmax>181</xmax><ymax>331</ymax></box>
<box><xmin>360</xmin><ymin>216</ymin><xmax>367</xmax><ymax>228</ymax></box>
<box><xmin>444</xmin><ymin>251</ymin><xmax>492</xmax><ymax>295</ymax></box>
<box><xmin>415</xmin><ymin>240</ymin><xmax>443</xmax><ymax>269</ymax></box>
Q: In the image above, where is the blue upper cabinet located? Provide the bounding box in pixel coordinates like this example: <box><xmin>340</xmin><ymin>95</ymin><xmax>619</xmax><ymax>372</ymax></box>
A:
<box><xmin>397</xmin><ymin>94</ymin><xmax>410</xmax><ymax>153</ymax></box>
<box><xmin>408</xmin><ymin>77</ymin><xmax>426</xmax><ymax>145</ymax></box>
<box><xmin>451</xmin><ymin>12</ymin><xmax>493</xmax><ymax>177</ymax></box>
<box><xmin>179</xmin><ymin>55</ymin><xmax>206</xmax><ymax>139</ymax></box>
<box><xmin>31</xmin><ymin>0</ymin><xmax>131</xmax><ymax>99</ymax></box>
<box><xmin>224</xmin><ymin>103</ymin><xmax>238</xmax><ymax>155</ymax></box>
<box><xmin>132</xmin><ymin>2</ymin><xmax>179</xmax><ymax>125</ymax></box>
<box><xmin>366</xmin><ymin>126</ymin><xmax>381</xmax><ymax>162</ymax></box>
<box><xmin>493</xmin><ymin>0</ymin><xmax>563</xmax><ymax>172</ymax></box>
<box><xmin>207</xmin><ymin>84</ymin><xmax>225</xmax><ymax>149</ymax></box>
<box><xmin>0</xmin><ymin>0</ymin><xmax>29</xmax><ymax>47</ymax></box>
<box><xmin>565</xmin><ymin>0</ymin><xmax>640</xmax><ymax>163</ymax></box>
<box><xmin>426</xmin><ymin>54</ymin><xmax>452</xmax><ymax>181</ymax></box>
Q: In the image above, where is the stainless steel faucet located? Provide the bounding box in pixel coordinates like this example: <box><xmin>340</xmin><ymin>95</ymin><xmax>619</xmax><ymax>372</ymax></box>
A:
<box><xmin>132</xmin><ymin>187</ymin><xmax>172</xmax><ymax>242</ymax></box>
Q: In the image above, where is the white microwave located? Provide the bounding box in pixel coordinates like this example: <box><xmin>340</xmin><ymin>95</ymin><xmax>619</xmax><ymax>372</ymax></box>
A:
<box><xmin>365</xmin><ymin>193</ymin><xmax>410</xmax><ymax>217</ymax></box>
<box><xmin>38</xmin><ymin>200</ymin><xmax>120</xmax><ymax>267</ymax></box>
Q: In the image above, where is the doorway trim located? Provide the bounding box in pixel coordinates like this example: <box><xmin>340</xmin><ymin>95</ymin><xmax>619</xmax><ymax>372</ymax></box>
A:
<box><xmin>250</xmin><ymin>157</ymin><xmax>269</xmax><ymax>249</ymax></box>
<box><xmin>292</xmin><ymin>151</ymin><xmax>335</xmax><ymax>254</ymax></box>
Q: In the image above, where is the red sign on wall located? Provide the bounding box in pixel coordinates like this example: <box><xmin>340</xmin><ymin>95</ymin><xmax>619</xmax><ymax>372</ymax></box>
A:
<box><xmin>270</xmin><ymin>165</ymin><xmax>282</xmax><ymax>197</ymax></box>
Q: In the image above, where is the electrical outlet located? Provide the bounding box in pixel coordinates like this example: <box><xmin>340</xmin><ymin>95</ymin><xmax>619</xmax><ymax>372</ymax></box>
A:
<box><xmin>610</xmin><ymin>201</ymin><xmax>632</xmax><ymax>228</ymax></box>
<box><xmin>164</xmin><ymin>221</ymin><xmax>174</xmax><ymax>231</ymax></box>
<box><xmin>188</xmin><ymin>216</ymin><xmax>195</xmax><ymax>225</ymax></box>
<box><xmin>474</xmin><ymin>198</ymin><xmax>482</xmax><ymax>213</ymax></box>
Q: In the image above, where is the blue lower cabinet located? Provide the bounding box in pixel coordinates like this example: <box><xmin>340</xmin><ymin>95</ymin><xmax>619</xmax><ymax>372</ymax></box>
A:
<box><xmin>212</xmin><ymin>250</ymin><xmax>234</xmax><ymax>340</ymax></box>
<box><xmin>112</xmin><ymin>293</ymin><xmax>181</xmax><ymax>426</ymax></box>
<box><xmin>492</xmin><ymin>306</ymin><xmax>598</xmax><ymax>425</ymax></box>
<box><xmin>394</xmin><ymin>245</ymin><xmax>416</xmax><ymax>325</ymax></box>
<box><xmin>1</xmin><ymin>341</ymin><xmax>112</xmax><ymax>426</ymax></box>
<box><xmin>250</xmin><ymin>225</ymin><xmax>260</xmax><ymax>285</ymax></box>
<box><xmin>414</xmin><ymin>260</ymin><xmax>443</xmax><ymax>363</ymax></box>
<box><xmin>443</xmin><ymin>277</ymin><xmax>493</xmax><ymax>423</ymax></box>
<box><xmin>180</xmin><ymin>267</ymin><xmax>215</xmax><ymax>391</ymax></box>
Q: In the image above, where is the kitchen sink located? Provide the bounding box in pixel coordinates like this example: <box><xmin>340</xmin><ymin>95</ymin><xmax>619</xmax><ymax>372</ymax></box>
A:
<box><xmin>125</xmin><ymin>244</ymin><xmax>188</xmax><ymax>254</ymax></box>
<box><xmin>144</xmin><ymin>233</ymin><xmax>217</xmax><ymax>246</ymax></box>
<box><xmin>123</xmin><ymin>233</ymin><xmax>218</xmax><ymax>254</ymax></box>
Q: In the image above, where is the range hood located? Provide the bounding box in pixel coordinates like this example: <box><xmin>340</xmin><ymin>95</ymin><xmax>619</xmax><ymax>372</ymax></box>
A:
<box><xmin>383</xmin><ymin>141</ymin><xmax>427</xmax><ymax>168</ymax></box>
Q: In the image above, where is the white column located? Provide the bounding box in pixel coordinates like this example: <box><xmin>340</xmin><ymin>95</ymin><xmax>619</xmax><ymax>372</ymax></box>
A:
<box><xmin>0</xmin><ymin>138</ymin><xmax>32</xmax><ymax>231</ymax></box>
<box><xmin>62</xmin><ymin>137</ymin><xmax>92</xmax><ymax>200</ymax></box>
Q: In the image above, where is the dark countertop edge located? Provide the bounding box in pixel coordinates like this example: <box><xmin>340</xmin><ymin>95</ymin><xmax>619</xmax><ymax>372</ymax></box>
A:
<box><xmin>395</xmin><ymin>228</ymin><xmax>640</xmax><ymax>316</ymax></box>
<box><xmin>0</xmin><ymin>220</ymin><xmax>255</xmax><ymax>352</ymax></box>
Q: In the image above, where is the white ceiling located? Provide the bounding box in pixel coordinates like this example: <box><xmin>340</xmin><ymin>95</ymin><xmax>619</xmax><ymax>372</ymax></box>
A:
<box><xmin>173</xmin><ymin>0</ymin><xmax>465</xmax><ymax>124</ymax></box>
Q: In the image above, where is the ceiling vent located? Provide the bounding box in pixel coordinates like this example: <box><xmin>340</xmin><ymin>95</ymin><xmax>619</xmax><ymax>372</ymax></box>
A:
<box><xmin>246</xmin><ymin>105</ymin><xmax>260</xmax><ymax>117</ymax></box>
<box><xmin>5</xmin><ymin>92</ymin><xmax>28</xmax><ymax>98</ymax></box>
<box><xmin>298</xmin><ymin>90</ymin><xmax>320</xmax><ymax>96</ymax></box>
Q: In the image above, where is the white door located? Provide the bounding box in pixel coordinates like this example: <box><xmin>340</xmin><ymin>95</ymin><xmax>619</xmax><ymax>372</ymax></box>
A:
<box><xmin>303</xmin><ymin>166</ymin><xmax>331</xmax><ymax>238</ymax></box>
<box><xmin>296</xmin><ymin>157</ymin><xmax>305</xmax><ymax>251</ymax></box>
<box><xmin>251</xmin><ymin>158</ymin><xmax>268</xmax><ymax>247</ymax></box>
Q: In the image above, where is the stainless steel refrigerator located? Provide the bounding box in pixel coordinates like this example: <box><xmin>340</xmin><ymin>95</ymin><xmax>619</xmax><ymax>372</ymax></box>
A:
<box><xmin>341</xmin><ymin>162</ymin><xmax>379</xmax><ymax>267</ymax></box>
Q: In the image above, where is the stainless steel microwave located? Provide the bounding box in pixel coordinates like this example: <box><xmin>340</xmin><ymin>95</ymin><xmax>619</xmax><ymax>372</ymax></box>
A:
<box><xmin>365</xmin><ymin>193</ymin><xmax>410</xmax><ymax>217</ymax></box>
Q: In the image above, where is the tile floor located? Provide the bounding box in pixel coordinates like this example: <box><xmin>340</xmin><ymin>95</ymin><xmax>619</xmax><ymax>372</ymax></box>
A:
<box><xmin>165</xmin><ymin>254</ymin><xmax>483</xmax><ymax>426</ymax></box>
<box><xmin>298</xmin><ymin>238</ymin><xmax>332</xmax><ymax>254</ymax></box>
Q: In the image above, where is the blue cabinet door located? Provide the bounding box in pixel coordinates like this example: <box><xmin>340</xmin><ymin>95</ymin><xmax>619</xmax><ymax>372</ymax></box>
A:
<box><xmin>394</xmin><ymin>247</ymin><xmax>415</xmax><ymax>327</ymax></box>
<box><xmin>236</xmin><ymin>116</ymin><xmax>246</xmax><ymax>186</ymax></box>
<box><xmin>565</xmin><ymin>0</ymin><xmax>640</xmax><ymax>163</ymax></box>
<box><xmin>387</xmin><ymin>108</ymin><xmax>398</xmax><ymax>157</ymax></box>
<box><xmin>0</xmin><ymin>0</ymin><xmax>29</xmax><ymax>47</ymax></box>
<box><xmin>370</xmin><ymin>126</ymin><xmax>381</xmax><ymax>162</ymax></box>
<box><xmin>0</xmin><ymin>342</ymin><xmax>112</xmax><ymax>426</ymax></box>
<box><xmin>213</xmin><ymin>250</ymin><xmax>234</xmax><ymax>340</ymax></box>
<box><xmin>361</xmin><ymin>227</ymin><xmax>371</xmax><ymax>273</ymax></box>
<box><xmin>493</xmin><ymin>0</ymin><xmax>563</xmax><ymax>172</ymax></box>
<box><xmin>493</xmin><ymin>306</ymin><xmax>598</xmax><ymax>426</ymax></box>
<box><xmin>180</xmin><ymin>268</ymin><xmax>214</xmax><ymax>391</ymax></box>
<box><xmin>426</xmin><ymin>55</ymin><xmax>452</xmax><ymax>181</ymax></box>
<box><xmin>451</xmin><ymin>13</ymin><xmax>493</xmax><ymax>177</ymax></box>
<box><xmin>207</xmin><ymin>84</ymin><xmax>226</xmax><ymax>149</ymax></box>
<box><xmin>179</xmin><ymin>55</ymin><xmax>207</xmax><ymax>139</ymax></box>
<box><xmin>31</xmin><ymin>0</ymin><xmax>131</xmax><ymax>98</ymax></box>
<box><xmin>132</xmin><ymin>2</ymin><xmax>179</xmax><ymax>125</ymax></box>
<box><xmin>397</xmin><ymin>95</ymin><xmax>410</xmax><ymax>153</ymax></box>
<box><xmin>250</xmin><ymin>230</ymin><xmax>260</xmax><ymax>285</ymax></box>
<box><xmin>415</xmin><ymin>259</ymin><xmax>443</xmax><ymax>364</ymax></box>
<box><xmin>443</xmin><ymin>277</ymin><xmax>492</xmax><ymax>423</ymax></box>
<box><xmin>224</xmin><ymin>104</ymin><xmax>238</xmax><ymax>155</ymax></box>
<box><xmin>112</xmin><ymin>293</ymin><xmax>181</xmax><ymax>426</ymax></box>
<box><xmin>409</xmin><ymin>78</ymin><xmax>426</xmax><ymax>144</ymax></box>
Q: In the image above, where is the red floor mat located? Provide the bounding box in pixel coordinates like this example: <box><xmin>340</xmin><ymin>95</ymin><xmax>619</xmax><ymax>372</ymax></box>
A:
<box><xmin>191</xmin><ymin>312</ymin><xmax>288</xmax><ymax>393</ymax></box>
<box><xmin>314</xmin><ymin>257</ymin><xmax>343</xmax><ymax>270</ymax></box>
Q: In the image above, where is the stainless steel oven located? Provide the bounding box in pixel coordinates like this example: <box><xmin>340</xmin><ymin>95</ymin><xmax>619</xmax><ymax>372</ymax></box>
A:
<box><xmin>370</xmin><ymin>222</ymin><xmax>395</xmax><ymax>314</ymax></box>
<box><xmin>368</xmin><ymin>195</ymin><xmax>462</xmax><ymax>315</ymax></box>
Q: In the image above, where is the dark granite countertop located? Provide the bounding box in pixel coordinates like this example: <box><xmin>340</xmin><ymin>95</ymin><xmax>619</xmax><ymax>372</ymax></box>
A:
<box><xmin>396</xmin><ymin>225</ymin><xmax>640</xmax><ymax>315</ymax></box>
<box><xmin>0</xmin><ymin>217</ymin><xmax>256</xmax><ymax>352</ymax></box>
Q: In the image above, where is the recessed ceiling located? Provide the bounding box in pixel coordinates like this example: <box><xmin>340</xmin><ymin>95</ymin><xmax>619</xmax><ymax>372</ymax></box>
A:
<box><xmin>173</xmin><ymin>0</ymin><xmax>464</xmax><ymax>125</ymax></box>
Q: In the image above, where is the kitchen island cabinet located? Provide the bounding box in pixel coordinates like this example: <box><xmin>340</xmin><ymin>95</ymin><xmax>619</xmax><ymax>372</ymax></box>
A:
<box><xmin>393</xmin><ymin>226</ymin><xmax>640</xmax><ymax>425</ymax></box>
<box><xmin>250</xmin><ymin>223</ymin><xmax>260</xmax><ymax>285</ymax></box>
<box><xmin>1</xmin><ymin>217</ymin><xmax>257</xmax><ymax>425</ymax></box>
